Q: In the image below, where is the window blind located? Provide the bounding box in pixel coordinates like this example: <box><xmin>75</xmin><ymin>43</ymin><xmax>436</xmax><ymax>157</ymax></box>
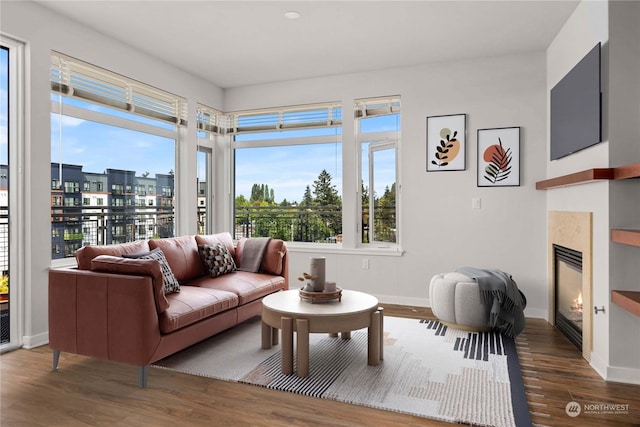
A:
<box><xmin>354</xmin><ymin>97</ymin><xmax>401</xmax><ymax>119</ymax></box>
<box><xmin>196</xmin><ymin>104</ymin><xmax>228</xmax><ymax>135</ymax></box>
<box><xmin>230</xmin><ymin>103</ymin><xmax>342</xmax><ymax>134</ymax></box>
<box><xmin>50</xmin><ymin>51</ymin><xmax>187</xmax><ymax>126</ymax></box>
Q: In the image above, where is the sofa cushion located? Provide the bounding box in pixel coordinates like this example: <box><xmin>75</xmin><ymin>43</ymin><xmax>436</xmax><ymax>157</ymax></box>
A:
<box><xmin>90</xmin><ymin>255</ymin><xmax>170</xmax><ymax>314</ymax></box>
<box><xmin>76</xmin><ymin>240</ymin><xmax>150</xmax><ymax>270</ymax></box>
<box><xmin>235</xmin><ymin>238</ymin><xmax>286</xmax><ymax>276</ymax></box>
<box><xmin>148</xmin><ymin>236</ymin><xmax>202</xmax><ymax>283</ymax></box>
<box><xmin>195</xmin><ymin>233</ymin><xmax>236</xmax><ymax>265</ymax></box>
<box><xmin>198</xmin><ymin>243</ymin><xmax>237</xmax><ymax>278</ymax></box>
<box><xmin>188</xmin><ymin>271</ymin><xmax>285</xmax><ymax>306</ymax></box>
<box><xmin>123</xmin><ymin>248</ymin><xmax>180</xmax><ymax>294</ymax></box>
<box><xmin>159</xmin><ymin>286</ymin><xmax>239</xmax><ymax>334</ymax></box>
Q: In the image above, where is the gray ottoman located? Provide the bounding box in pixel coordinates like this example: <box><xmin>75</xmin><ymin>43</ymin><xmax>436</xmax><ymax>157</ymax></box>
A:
<box><xmin>429</xmin><ymin>272</ymin><xmax>493</xmax><ymax>331</ymax></box>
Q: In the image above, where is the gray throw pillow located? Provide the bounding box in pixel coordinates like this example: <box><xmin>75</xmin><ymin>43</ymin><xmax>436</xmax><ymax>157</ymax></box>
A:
<box><xmin>122</xmin><ymin>247</ymin><xmax>180</xmax><ymax>294</ymax></box>
<box><xmin>198</xmin><ymin>243</ymin><xmax>237</xmax><ymax>278</ymax></box>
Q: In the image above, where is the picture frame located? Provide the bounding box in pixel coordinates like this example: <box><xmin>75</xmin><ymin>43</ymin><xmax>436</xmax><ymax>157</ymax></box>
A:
<box><xmin>426</xmin><ymin>113</ymin><xmax>466</xmax><ymax>171</ymax></box>
<box><xmin>477</xmin><ymin>127</ymin><xmax>520</xmax><ymax>187</ymax></box>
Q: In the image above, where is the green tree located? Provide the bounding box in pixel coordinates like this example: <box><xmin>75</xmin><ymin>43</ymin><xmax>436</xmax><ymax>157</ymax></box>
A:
<box><xmin>375</xmin><ymin>182</ymin><xmax>396</xmax><ymax>242</ymax></box>
<box><xmin>361</xmin><ymin>180</ymin><xmax>370</xmax><ymax>243</ymax></box>
<box><xmin>300</xmin><ymin>185</ymin><xmax>313</xmax><ymax>206</ymax></box>
<box><xmin>310</xmin><ymin>169</ymin><xmax>342</xmax><ymax>242</ymax></box>
<box><xmin>312</xmin><ymin>169</ymin><xmax>340</xmax><ymax>207</ymax></box>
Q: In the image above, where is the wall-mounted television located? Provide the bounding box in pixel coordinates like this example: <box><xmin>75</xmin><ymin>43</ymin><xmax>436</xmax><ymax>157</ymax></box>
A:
<box><xmin>550</xmin><ymin>42</ymin><xmax>602</xmax><ymax>161</ymax></box>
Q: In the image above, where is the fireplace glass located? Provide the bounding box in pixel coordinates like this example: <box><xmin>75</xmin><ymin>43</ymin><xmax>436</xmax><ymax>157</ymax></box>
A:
<box><xmin>554</xmin><ymin>244</ymin><xmax>583</xmax><ymax>350</ymax></box>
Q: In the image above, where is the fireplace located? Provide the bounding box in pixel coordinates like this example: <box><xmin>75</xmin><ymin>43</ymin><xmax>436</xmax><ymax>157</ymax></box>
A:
<box><xmin>553</xmin><ymin>244</ymin><xmax>583</xmax><ymax>350</ymax></box>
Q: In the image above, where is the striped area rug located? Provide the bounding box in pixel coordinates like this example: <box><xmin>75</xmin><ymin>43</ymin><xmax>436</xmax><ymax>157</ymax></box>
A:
<box><xmin>153</xmin><ymin>316</ymin><xmax>530</xmax><ymax>427</ymax></box>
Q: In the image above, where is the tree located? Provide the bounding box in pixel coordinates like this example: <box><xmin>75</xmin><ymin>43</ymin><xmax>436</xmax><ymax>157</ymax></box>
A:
<box><xmin>361</xmin><ymin>180</ymin><xmax>370</xmax><ymax>243</ymax></box>
<box><xmin>312</xmin><ymin>169</ymin><xmax>340</xmax><ymax>207</ymax></box>
<box><xmin>375</xmin><ymin>182</ymin><xmax>396</xmax><ymax>242</ymax></box>
<box><xmin>311</xmin><ymin>169</ymin><xmax>342</xmax><ymax>242</ymax></box>
<box><xmin>300</xmin><ymin>185</ymin><xmax>313</xmax><ymax>206</ymax></box>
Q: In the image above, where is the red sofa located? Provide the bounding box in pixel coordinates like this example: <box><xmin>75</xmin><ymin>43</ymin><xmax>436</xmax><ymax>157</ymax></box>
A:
<box><xmin>48</xmin><ymin>232</ymin><xmax>288</xmax><ymax>387</ymax></box>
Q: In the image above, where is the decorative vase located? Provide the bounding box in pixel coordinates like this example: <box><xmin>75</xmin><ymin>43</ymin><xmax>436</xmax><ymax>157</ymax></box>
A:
<box><xmin>309</xmin><ymin>257</ymin><xmax>326</xmax><ymax>292</ymax></box>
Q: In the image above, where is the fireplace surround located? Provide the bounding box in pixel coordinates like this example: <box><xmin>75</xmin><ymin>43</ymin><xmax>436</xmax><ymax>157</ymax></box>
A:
<box><xmin>548</xmin><ymin>211</ymin><xmax>592</xmax><ymax>360</ymax></box>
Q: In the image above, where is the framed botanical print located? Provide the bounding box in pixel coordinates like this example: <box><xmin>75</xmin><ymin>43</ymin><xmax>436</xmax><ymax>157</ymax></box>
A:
<box><xmin>477</xmin><ymin>126</ymin><xmax>520</xmax><ymax>187</ymax></box>
<box><xmin>426</xmin><ymin>114</ymin><xmax>466</xmax><ymax>171</ymax></box>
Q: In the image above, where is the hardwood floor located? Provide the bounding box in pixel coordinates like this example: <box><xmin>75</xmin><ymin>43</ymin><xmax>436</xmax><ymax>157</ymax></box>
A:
<box><xmin>1</xmin><ymin>305</ymin><xmax>639</xmax><ymax>426</ymax></box>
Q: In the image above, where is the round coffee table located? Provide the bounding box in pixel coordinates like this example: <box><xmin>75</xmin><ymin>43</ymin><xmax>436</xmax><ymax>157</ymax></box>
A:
<box><xmin>261</xmin><ymin>289</ymin><xmax>383</xmax><ymax>377</ymax></box>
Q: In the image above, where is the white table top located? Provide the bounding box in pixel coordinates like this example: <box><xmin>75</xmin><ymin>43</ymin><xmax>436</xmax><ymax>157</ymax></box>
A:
<box><xmin>262</xmin><ymin>289</ymin><xmax>378</xmax><ymax>317</ymax></box>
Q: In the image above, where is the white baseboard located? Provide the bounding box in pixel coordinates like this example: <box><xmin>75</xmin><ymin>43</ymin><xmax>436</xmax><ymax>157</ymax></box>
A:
<box><xmin>22</xmin><ymin>331</ymin><xmax>49</xmax><ymax>349</ymax></box>
<box><xmin>523</xmin><ymin>307</ymin><xmax>547</xmax><ymax>320</ymax></box>
<box><xmin>590</xmin><ymin>351</ymin><xmax>608</xmax><ymax>380</ymax></box>
<box><xmin>589</xmin><ymin>352</ymin><xmax>640</xmax><ymax>385</ymax></box>
<box><xmin>605</xmin><ymin>365</ymin><xmax>640</xmax><ymax>385</ymax></box>
<box><xmin>376</xmin><ymin>294</ymin><xmax>430</xmax><ymax>308</ymax></box>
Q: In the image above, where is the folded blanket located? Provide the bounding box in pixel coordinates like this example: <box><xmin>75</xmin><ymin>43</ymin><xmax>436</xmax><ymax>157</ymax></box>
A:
<box><xmin>237</xmin><ymin>237</ymin><xmax>271</xmax><ymax>273</ymax></box>
<box><xmin>455</xmin><ymin>267</ymin><xmax>527</xmax><ymax>337</ymax></box>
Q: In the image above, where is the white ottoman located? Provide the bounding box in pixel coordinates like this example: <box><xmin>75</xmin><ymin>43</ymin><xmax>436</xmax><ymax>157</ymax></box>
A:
<box><xmin>429</xmin><ymin>272</ymin><xmax>493</xmax><ymax>331</ymax></box>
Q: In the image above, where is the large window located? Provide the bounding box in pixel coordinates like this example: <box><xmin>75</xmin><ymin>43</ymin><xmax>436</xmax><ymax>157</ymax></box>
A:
<box><xmin>0</xmin><ymin>45</ymin><xmax>10</xmax><ymax>344</ymax></box>
<box><xmin>356</xmin><ymin>97</ymin><xmax>400</xmax><ymax>244</ymax></box>
<box><xmin>232</xmin><ymin>103</ymin><xmax>342</xmax><ymax>243</ymax></box>
<box><xmin>50</xmin><ymin>52</ymin><xmax>185</xmax><ymax>259</ymax></box>
<box><xmin>1</xmin><ymin>36</ymin><xmax>24</xmax><ymax>349</ymax></box>
<box><xmin>196</xmin><ymin>104</ymin><xmax>224</xmax><ymax>235</ymax></box>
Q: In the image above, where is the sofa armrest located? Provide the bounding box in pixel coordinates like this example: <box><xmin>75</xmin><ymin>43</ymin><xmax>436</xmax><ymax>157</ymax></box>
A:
<box><xmin>48</xmin><ymin>268</ymin><xmax>162</xmax><ymax>366</ymax></box>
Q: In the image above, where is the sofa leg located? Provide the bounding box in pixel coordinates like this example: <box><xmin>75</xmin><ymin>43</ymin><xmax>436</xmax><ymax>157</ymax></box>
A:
<box><xmin>138</xmin><ymin>365</ymin><xmax>148</xmax><ymax>388</ymax></box>
<box><xmin>52</xmin><ymin>350</ymin><xmax>60</xmax><ymax>371</ymax></box>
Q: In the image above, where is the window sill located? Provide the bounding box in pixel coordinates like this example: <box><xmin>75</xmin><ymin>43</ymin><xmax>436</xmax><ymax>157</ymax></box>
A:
<box><xmin>286</xmin><ymin>243</ymin><xmax>404</xmax><ymax>257</ymax></box>
<box><xmin>50</xmin><ymin>258</ymin><xmax>77</xmax><ymax>269</ymax></box>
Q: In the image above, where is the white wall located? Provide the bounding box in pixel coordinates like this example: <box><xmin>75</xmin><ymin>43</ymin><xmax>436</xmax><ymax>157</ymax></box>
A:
<box><xmin>226</xmin><ymin>52</ymin><xmax>549</xmax><ymax>318</ymax></box>
<box><xmin>546</xmin><ymin>0</ymin><xmax>640</xmax><ymax>384</ymax></box>
<box><xmin>1</xmin><ymin>1</ymin><xmax>224</xmax><ymax>347</ymax></box>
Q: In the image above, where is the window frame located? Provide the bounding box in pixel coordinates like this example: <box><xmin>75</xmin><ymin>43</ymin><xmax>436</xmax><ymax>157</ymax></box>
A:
<box><xmin>49</xmin><ymin>60</ymin><xmax>183</xmax><ymax>263</ymax></box>
<box><xmin>230</xmin><ymin>103</ymin><xmax>343</xmax><ymax>246</ymax></box>
<box><xmin>355</xmin><ymin>97</ymin><xmax>401</xmax><ymax>249</ymax></box>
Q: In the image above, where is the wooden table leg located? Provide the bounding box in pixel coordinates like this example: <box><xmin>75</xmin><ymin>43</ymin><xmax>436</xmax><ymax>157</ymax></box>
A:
<box><xmin>281</xmin><ymin>317</ymin><xmax>293</xmax><ymax>375</ymax></box>
<box><xmin>272</xmin><ymin>326</ymin><xmax>279</xmax><ymax>346</ymax></box>
<box><xmin>296</xmin><ymin>318</ymin><xmax>309</xmax><ymax>377</ymax></box>
<box><xmin>340</xmin><ymin>331</ymin><xmax>351</xmax><ymax>339</ymax></box>
<box><xmin>368</xmin><ymin>309</ymin><xmax>382</xmax><ymax>366</ymax></box>
<box><xmin>261</xmin><ymin>321</ymin><xmax>273</xmax><ymax>349</ymax></box>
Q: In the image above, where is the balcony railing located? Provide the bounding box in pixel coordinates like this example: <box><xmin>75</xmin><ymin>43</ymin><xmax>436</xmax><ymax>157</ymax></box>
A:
<box><xmin>49</xmin><ymin>203</ymin><xmax>396</xmax><ymax>260</ymax></box>
<box><xmin>51</xmin><ymin>205</ymin><xmax>174</xmax><ymax>259</ymax></box>
<box><xmin>234</xmin><ymin>205</ymin><xmax>343</xmax><ymax>243</ymax></box>
<box><xmin>232</xmin><ymin>205</ymin><xmax>396</xmax><ymax>244</ymax></box>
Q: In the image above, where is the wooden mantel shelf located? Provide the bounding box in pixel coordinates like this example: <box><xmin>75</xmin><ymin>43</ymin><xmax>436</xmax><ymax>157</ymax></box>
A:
<box><xmin>611</xmin><ymin>290</ymin><xmax>640</xmax><ymax>317</ymax></box>
<box><xmin>611</xmin><ymin>229</ymin><xmax>640</xmax><ymax>247</ymax></box>
<box><xmin>536</xmin><ymin>162</ymin><xmax>640</xmax><ymax>190</ymax></box>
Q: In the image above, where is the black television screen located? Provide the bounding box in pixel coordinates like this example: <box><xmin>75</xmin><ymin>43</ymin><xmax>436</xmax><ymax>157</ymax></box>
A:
<box><xmin>550</xmin><ymin>42</ymin><xmax>602</xmax><ymax>161</ymax></box>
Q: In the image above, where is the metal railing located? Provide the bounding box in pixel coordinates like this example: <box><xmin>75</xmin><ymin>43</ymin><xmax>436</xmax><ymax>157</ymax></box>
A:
<box><xmin>49</xmin><ymin>203</ymin><xmax>396</xmax><ymax>259</ymax></box>
<box><xmin>51</xmin><ymin>206</ymin><xmax>174</xmax><ymax>259</ymax></box>
<box><xmin>233</xmin><ymin>205</ymin><xmax>396</xmax><ymax>244</ymax></box>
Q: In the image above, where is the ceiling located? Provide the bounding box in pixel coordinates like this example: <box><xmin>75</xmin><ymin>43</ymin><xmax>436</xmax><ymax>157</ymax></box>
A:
<box><xmin>35</xmin><ymin>0</ymin><xmax>579</xmax><ymax>89</ymax></box>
